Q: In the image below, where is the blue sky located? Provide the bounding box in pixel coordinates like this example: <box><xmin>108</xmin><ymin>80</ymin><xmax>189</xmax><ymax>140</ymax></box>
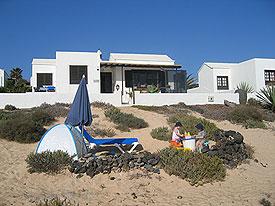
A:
<box><xmin>0</xmin><ymin>0</ymin><xmax>275</xmax><ymax>79</ymax></box>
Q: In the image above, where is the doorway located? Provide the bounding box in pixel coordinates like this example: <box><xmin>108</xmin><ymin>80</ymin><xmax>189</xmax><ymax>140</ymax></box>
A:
<box><xmin>100</xmin><ymin>72</ymin><xmax>112</xmax><ymax>93</ymax></box>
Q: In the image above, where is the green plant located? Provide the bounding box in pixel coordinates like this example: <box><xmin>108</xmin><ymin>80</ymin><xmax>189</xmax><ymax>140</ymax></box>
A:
<box><xmin>227</xmin><ymin>105</ymin><xmax>265</xmax><ymax>128</ymax></box>
<box><xmin>92</xmin><ymin>127</ymin><xmax>116</xmax><ymax>137</ymax></box>
<box><xmin>34</xmin><ymin>103</ymin><xmax>69</xmax><ymax>118</ymax></box>
<box><xmin>257</xmin><ymin>86</ymin><xmax>275</xmax><ymax>112</ymax></box>
<box><xmin>151</xmin><ymin>127</ymin><xmax>172</xmax><ymax>141</ymax></box>
<box><xmin>105</xmin><ymin>107</ymin><xmax>148</xmax><ymax>130</ymax></box>
<box><xmin>37</xmin><ymin>197</ymin><xmax>78</xmax><ymax>206</ymax></box>
<box><xmin>236</xmin><ymin>82</ymin><xmax>254</xmax><ymax>93</ymax></box>
<box><xmin>26</xmin><ymin>151</ymin><xmax>72</xmax><ymax>174</ymax></box>
<box><xmin>186</xmin><ymin>74</ymin><xmax>198</xmax><ymax>89</ymax></box>
<box><xmin>168</xmin><ymin>114</ymin><xmax>219</xmax><ymax>139</ymax></box>
<box><xmin>91</xmin><ymin>101</ymin><xmax>115</xmax><ymax>110</ymax></box>
<box><xmin>0</xmin><ymin>110</ymin><xmax>54</xmax><ymax>143</ymax></box>
<box><xmin>147</xmin><ymin>85</ymin><xmax>159</xmax><ymax>93</ymax></box>
<box><xmin>159</xmin><ymin>148</ymin><xmax>226</xmax><ymax>186</ymax></box>
<box><xmin>247</xmin><ymin>98</ymin><xmax>262</xmax><ymax>107</ymax></box>
<box><xmin>4</xmin><ymin>104</ymin><xmax>17</xmax><ymax>111</ymax></box>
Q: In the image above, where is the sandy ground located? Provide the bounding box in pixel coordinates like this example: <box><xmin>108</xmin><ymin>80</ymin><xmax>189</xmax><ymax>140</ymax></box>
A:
<box><xmin>0</xmin><ymin>107</ymin><xmax>275</xmax><ymax>206</ymax></box>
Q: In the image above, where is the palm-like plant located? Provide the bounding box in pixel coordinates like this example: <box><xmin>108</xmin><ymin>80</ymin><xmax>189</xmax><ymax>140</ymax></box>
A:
<box><xmin>10</xmin><ymin>68</ymin><xmax>23</xmax><ymax>81</ymax></box>
<box><xmin>236</xmin><ymin>82</ymin><xmax>254</xmax><ymax>93</ymax></box>
<box><xmin>256</xmin><ymin>86</ymin><xmax>275</xmax><ymax>112</ymax></box>
<box><xmin>186</xmin><ymin>74</ymin><xmax>198</xmax><ymax>89</ymax></box>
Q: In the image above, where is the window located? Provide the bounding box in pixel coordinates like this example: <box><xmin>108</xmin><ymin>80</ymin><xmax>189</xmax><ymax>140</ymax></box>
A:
<box><xmin>37</xmin><ymin>73</ymin><xmax>52</xmax><ymax>88</ymax></box>
<box><xmin>125</xmin><ymin>70</ymin><xmax>165</xmax><ymax>88</ymax></box>
<box><xmin>70</xmin><ymin>65</ymin><xmax>88</xmax><ymax>84</ymax></box>
<box><xmin>217</xmin><ymin>76</ymin><xmax>229</xmax><ymax>90</ymax></box>
<box><xmin>265</xmin><ymin>70</ymin><xmax>275</xmax><ymax>85</ymax></box>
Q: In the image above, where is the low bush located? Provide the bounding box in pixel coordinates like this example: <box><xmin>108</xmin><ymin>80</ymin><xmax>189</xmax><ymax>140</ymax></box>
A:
<box><xmin>4</xmin><ymin>104</ymin><xmax>17</xmax><ymax>111</ymax></box>
<box><xmin>34</xmin><ymin>103</ymin><xmax>70</xmax><ymax>118</ymax></box>
<box><xmin>247</xmin><ymin>98</ymin><xmax>262</xmax><ymax>107</ymax></box>
<box><xmin>227</xmin><ymin>105</ymin><xmax>266</xmax><ymax>128</ymax></box>
<box><xmin>151</xmin><ymin>127</ymin><xmax>172</xmax><ymax>141</ymax></box>
<box><xmin>0</xmin><ymin>110</ymin><xmax>54</xmax><ymax>143</ymax></box>
<box><xmin>92</xmin><ymin>127</ymin><xmax>116</xmax><ymax>137</ymax></box>
<box><xmin>37</xmin><ymin>197</ymin><xmax>78</xmax><ymax>206</ymax></box>
<box><xmin>91</xmin><ymin>101</ymin><xmax>115</xmax><ymax>110</ymax></box>
<box><xmin>26</xmin><ymin>150</ymin><xmax>72</xmax><ymax>174</ymax></box>
<box><xmin>105</xmin><ymin>107</ymin><xmax>148</xmax><ymax>130</ymax></box>
<box><xmin>159</xmin><ymin>148</ymin><xmax>226</xmax><ymax>186</ymax></box>
<box><xmin>168</xmin><ymin>114</ymin><xmax>219</xmax><ymax>138</ymax></box>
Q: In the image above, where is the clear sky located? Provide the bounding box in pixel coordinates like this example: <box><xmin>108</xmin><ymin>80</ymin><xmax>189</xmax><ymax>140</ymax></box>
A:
<box><xmin>0</xmin><ymin>0</ymin><xmax>275</xmax><ymax>79</ymax></box>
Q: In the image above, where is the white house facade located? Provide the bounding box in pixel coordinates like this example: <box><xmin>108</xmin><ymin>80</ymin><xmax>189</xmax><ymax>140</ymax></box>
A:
<box><xmin>31</xmin><ymin>50</ymin><xmax>186</xmax><ymax>104</ymax></box>
<box><xmin>0</xmin><ymin>69</ymin><xmax>8</xmax><ymax>87</ymax></box>
<box><xmin>188</xmin><ymin>58</ymin><xmax>275</xmax><ymax>93</ymax></box>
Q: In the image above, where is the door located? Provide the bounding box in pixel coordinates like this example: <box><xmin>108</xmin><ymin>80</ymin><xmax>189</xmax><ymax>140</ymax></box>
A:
<box><xmin>100</xmin><ymin>72</ymin><xmax>112</xmax><ymax>93</ymax></box>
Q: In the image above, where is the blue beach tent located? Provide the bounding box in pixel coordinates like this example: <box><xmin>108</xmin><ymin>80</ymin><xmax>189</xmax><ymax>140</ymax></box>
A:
<box><xmin>36</xmin><ymin>124</ymin><xmax>87</xmax><ymax>159</ymax></box>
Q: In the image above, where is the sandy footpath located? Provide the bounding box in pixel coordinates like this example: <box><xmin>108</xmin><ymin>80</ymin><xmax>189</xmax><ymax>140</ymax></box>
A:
<box><xmin>0</xmin><ymin>107</ymin><xmax>274</xmax><ymax>206</ymax></box>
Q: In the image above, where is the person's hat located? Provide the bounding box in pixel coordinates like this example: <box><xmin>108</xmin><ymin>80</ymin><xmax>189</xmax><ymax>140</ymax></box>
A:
<box><xmin>175</xmin><ymin>121</ymin><xmax>183</xmax><ymax>127</ymax></box>
<box><xmin>195</xmin><ymin>123</ymin><xmax>204</xmax><ymax>131</ymax></box>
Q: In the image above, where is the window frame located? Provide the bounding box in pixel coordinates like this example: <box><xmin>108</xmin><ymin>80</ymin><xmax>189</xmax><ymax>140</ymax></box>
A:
<box><xmin>37</xmin><ymin>73</ymin><xmax>53</xmax><ymax>88</ymax></box>
<box><xmin>69</xmin><ymin>65</ymin><xmax>88</xmax><ymax>85</ymax></box>
<box><xmin>217</xmin><ymin>76</ymin><xmax>229</xmax><ymax>90</ymax></box>
<box><xmin>264</xmin><ymin>70</ymin><xmax>275</xmax><ymax>85</ymax></box>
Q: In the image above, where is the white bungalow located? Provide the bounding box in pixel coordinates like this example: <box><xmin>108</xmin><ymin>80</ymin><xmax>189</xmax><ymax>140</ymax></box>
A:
<box><xmin>188</xmin><ymin>58</ymin><xmax>275</xmax><ymax>93</ymax></box>
<box><xmin>0</xmin><ymin>69</ymin><xmax>8</xmax><ymax>87</ymax></box>
<box><xmin>31</xmin><ymin>50</ymin><xmax>185</xmax><ymax>104</ymax></box>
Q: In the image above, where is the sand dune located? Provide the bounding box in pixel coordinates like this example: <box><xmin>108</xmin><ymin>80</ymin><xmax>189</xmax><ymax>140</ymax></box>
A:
<box><xmin>0</xmin><ymin>107</ymin><xmax>274</xmax><ymax>205</ymax></box>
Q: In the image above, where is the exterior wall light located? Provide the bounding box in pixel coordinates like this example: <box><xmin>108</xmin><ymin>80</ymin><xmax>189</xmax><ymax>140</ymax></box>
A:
<box><xmin>116</xmin><ymin>84</ymin><xmax>120</xmax><ymax>91</ymax></box>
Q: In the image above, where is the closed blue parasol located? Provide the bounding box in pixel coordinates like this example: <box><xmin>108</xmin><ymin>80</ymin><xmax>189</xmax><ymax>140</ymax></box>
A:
<box><xmin>65</xmin><ymin>76</ymin><xmax>92</xmax><ymax>127</ymax></box>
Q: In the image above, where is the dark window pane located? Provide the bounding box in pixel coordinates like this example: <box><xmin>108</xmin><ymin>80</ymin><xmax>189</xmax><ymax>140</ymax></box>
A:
<box><xmin>70</xmin><ymin>65</ymin><xmax>88</xmax><ymax>84</ymax></box>
<box><xmin>217</xmin><ymin>76</ymin><xmax>228</xmax><ymax>90</ymax></box>
<box><xmin>125</xmin><ymin>70</ymin><xmax>133</xmax><ymax>87</ymax></box>
<box><xmin>37</xmin><ymin>73</ymin><xmax>52</xmax><ymax>88</ymax></box>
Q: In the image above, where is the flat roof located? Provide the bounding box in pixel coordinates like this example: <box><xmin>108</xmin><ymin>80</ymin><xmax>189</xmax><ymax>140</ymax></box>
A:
<box><xmin>100</xmin><ymin>61</ymin><xmax>181</xmax><ymax>68</ymax></box>
<box><xmin>110</xmin><ymin>53</ymin><xmax>174</xmax><ymax>63</ymax></box>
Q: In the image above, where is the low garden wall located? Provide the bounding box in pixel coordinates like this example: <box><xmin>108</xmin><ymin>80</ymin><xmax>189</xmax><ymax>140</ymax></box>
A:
<box><xmin>0</xmin><ymin>92</ymin><xmax>121</xmax><ymax>109</ymax></box>
<box><xmin>134</xmin><ymin>92</ymin><xmax>242</xmax><ymax>106</ymax></box>
<box><xmin>0</xmin><ymin>92</ymin><xmax>255</xmax><ymax>109</ymax></box>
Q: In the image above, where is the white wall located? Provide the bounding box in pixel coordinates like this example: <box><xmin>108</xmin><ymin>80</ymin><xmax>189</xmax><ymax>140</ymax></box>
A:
<box><xmin>0</xmin><ymin>92</ymin><xmax>121</xmax><ymax>109</ymax></box>
<box><xmin>56</xmin><ymin>51</ymin><xmax>101</xmax><ymax>94</ymax></box>
<box><xmin>190</xmin><ymin>64</ymin><xmax>214</xmax><ymax>93</ymax></box>
<box><xmin>194</xmin><ymin>58</ymin><xmax>275</xmax><ymax>94</ymax></box>
<box><xmin>213</xmin><ymin>68</ymin><xmax>232</xmax><ymax>93</ymax></box>
<box><xmin>134</xmin><ymin>93</ymin><xmax>240</xmax><ymax>106</ymax></box>
<box><xmin>254</xmin><ymin>59</ymin><xmax>275</xmax><ymax>91</ymax></box>
<box><xmin>0</xmin><ymin>92</ymin><xmax>244</xmax><ymax>109</ymax></box>
<box><xmin>0</xmin><ymin>69</ymin><xmax>4</xmax><ymax>87</ymax></box>
<box><xmin>31</xmin><ymin>61</ymin><xmax>56</xmax><ymax>88</ymax></box>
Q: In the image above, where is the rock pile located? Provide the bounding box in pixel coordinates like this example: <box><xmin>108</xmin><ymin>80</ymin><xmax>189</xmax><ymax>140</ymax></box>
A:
<box><xmin>207</xmin><ymin>130</ymin><xmax>252</xmax><ymax>168</ymax></box>
<box><xmin>69</xmin><ymin>151</ymin><xmax>160</xmax><ymax>178</ymax></box>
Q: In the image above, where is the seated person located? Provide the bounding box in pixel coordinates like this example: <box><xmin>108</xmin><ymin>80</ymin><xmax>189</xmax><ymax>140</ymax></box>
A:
<box><xmin>195</xmin><ymin>123</ymin><xmax>207</xmax><ymax>152</ymax></box>
<box><xmin>171</xmin><ymin>121</ymin><xmax>185</xmax><ymax>145</ymax></box>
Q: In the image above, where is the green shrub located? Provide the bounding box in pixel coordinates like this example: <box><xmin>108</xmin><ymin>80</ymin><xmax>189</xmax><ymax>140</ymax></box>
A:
<box><xmin>147</xmin><ymin>85</ymin><xmax>159</xmax><ymax>93</ymax></box>
<box><xmin>151</xmin><ymin>127</ymin><xmax>172</xmax><ymax>141</ymax></box>
<box><xmin>4</xmin><ymin>104</ymin><xmax>17</xmax><ymax>111</ymax></box>
<box><xmin>92</xmin><ymin>127</ymin><xmax>116</xmax><ymax>137</ymax></box>
<box><xmin>26</xmin><ymin>151</ymin><xmax>72</xmax><ymax>174</ymax></box>
<box><xmin>159</xmin><ymin>148</ymin><xmax>226</xmax><ymax>186</ymax></box>
<box><xmin>31</xmin><ymin>110</ymin><xmax>55</xmax><ymax>126</ymax></box>
<box><xmin>34</xmin><ymin>103</ymin><xmax>70</xmax><ymax>118</ymax></box>
<box><xmin>105</xmin><ymin>107</ymin><xmax>148</xmax><ymax>130</ymax></box>
<box><xmin>247</xmin><ymin>98</ymin><xmax>262</xmax><ymax>107</ymax></box>
<box><xmin>0</xmin><ymin>110</ymin><xmax>54</xmax><ymax>143</ymax></box>
<box><xmin>256</xmin><ymin>86</ymin><xmax>275</xmax><ymax>112</ymax></box>
<box><xmin>168</xmin><ymin>114</ymin><xmax>219</xmax><ymax>138</ymax></box>
<box><xmin>91</xmin><ymin>101</ymin><xmax>115</xmax><ymax>110</ymax></box>
<box><xmin>37</xmin><ymin>197</ymin><xmax>78</xmax><ymax>206</ymax></box>
<box><xmin>227</xmin><ymin>105</ymin><xmax>265</xmax><ymax>128</ymax></box>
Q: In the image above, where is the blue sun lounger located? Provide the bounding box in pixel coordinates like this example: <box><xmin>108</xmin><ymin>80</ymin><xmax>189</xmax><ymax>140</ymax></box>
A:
<box><xmin>79</xmin><ymin>126</ymin><xmax>140</xmax><ymax>153</ymax></box>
